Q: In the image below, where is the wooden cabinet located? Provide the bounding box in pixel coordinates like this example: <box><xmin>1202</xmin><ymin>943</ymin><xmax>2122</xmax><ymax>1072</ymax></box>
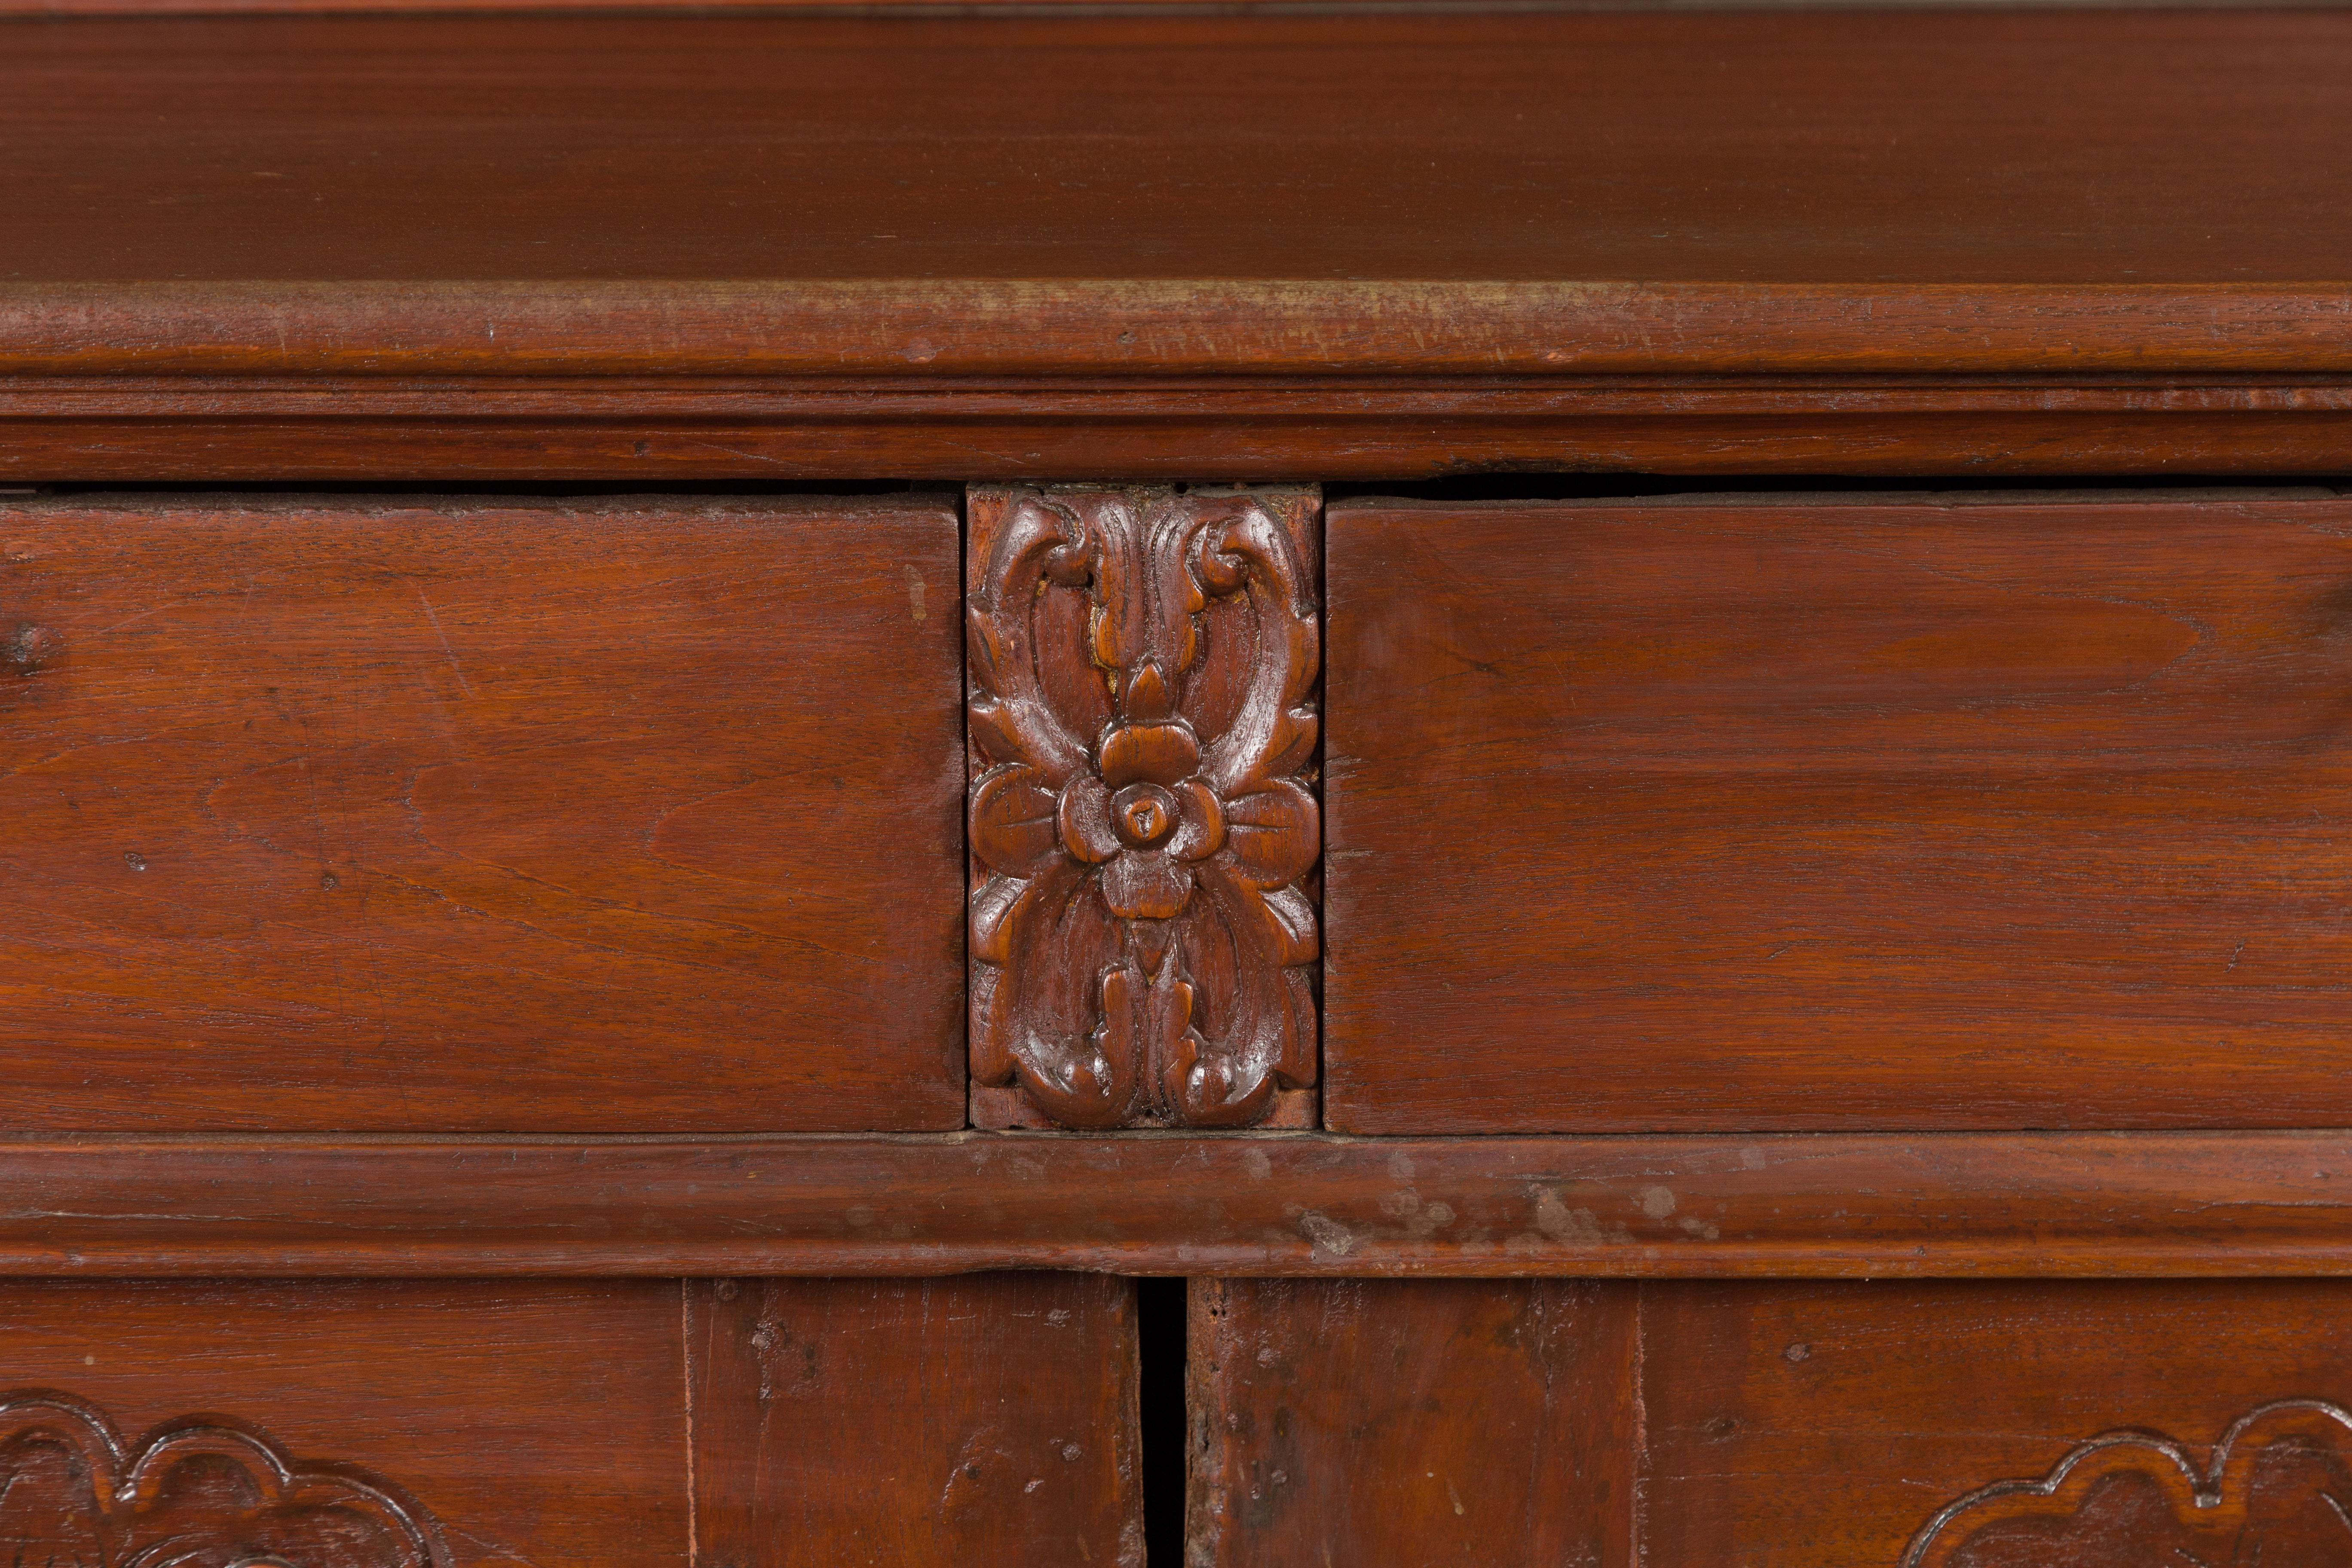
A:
<box><xmin>4</xmin><ymin>5</ymin><xmax>2351</xmax><ymax>1565</ymax></box>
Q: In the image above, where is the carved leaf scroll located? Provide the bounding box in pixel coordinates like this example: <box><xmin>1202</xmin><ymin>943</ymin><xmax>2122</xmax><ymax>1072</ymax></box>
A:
<box><xmin>967</xmin><ymin>485</ymin><xmax>1321</xmax><ymax>1129</ymax></box>
<box><xmin>0</xmin><ymin>1389</ymin><xmax>452</xmax><ymax>1568</ymax></box>
<box><xmin>1901</xmin><ymin>1399</ymin><xmax>2352</xmax><ymax>1568</ymax></box>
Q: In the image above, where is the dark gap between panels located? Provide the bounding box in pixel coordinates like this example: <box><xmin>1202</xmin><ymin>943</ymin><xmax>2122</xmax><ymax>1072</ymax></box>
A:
<box><xmin>1136</xmin><ymin>1277</ymin><xmax>1188</xmax><ymax>1568</ymax></box>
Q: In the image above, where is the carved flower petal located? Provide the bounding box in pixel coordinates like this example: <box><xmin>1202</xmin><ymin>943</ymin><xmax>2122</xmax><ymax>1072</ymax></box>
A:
<box><xmin>969</xmin><ymin>874</ymin><xmax>1026</xmax><ymax>967</ymax></box>
<box><xmin>1100</xmin><ymin>848</ymin><xmax>1194</xmax><ymax>921</ymax></box>
<box><xmin>1166</xmin><ymin>780</ymin><xmax>1228</xmax><ymax>862</ymax></box>
<box><xmin>1058</xmin><ymin>774</ymin><xmax>1120</xmax><ymax>864</ymax></box>
<box><xmin>1098</xmin><ymin>722</ymin><xmax>1202</xmax><ymax>789</ymax></box>
<box><xmin>1262</xmin><ymin>884</ymin><xmax>1320</xmax><ymax>966</ymax></box>
<box><xmin>969</xmin><ymin>764</ymin><xmax>1064</xmax><ymax>878</ymax></box>
<box><xmin>1220</xmin><ymin>779</ymin><xmax>1320</xmax><ymax>889</ymax></box>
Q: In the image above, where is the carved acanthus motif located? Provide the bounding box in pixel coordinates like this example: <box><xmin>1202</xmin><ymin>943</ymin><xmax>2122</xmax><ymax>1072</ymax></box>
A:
<box><xmin>0</xmin><ymin>1390</ymin><xmax>451</xmax><ymax>1568</ymax></box>
<box><xmin>966</xmin><ymin>486</ymin><xmax>1321</xmax><ymax>1129</ymax></box>
<box><xmin>1901</xmin><ymin>1399</ymin><xmax>2352</xmax><ymax>1568</ymax></box>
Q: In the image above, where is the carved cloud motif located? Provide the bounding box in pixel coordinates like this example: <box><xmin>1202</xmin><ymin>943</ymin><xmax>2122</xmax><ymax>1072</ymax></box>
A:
<box><xmin>967</xmin><ymin>487</ymin><xmax>1321</xmax><ymax>1129</ymax></box>
<box><xmin>0</xmin><ymin>1390</ymin><xmax>452</xmax><ymax>1568</ymax></box>
<box><xmin>1901</xmin><ymin>1399</ymin><xmax>2352</xmax><ymax>1568</ymax></box>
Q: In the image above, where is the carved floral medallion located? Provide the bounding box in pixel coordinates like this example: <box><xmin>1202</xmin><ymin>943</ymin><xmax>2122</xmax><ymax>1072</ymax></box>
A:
<box><xmin>966</xmin><ymin>486</ymin><xmax>1321</xmax><ymax>1128</ymax></box>
<box><xmin>1902</xmin><ymin>1399</ymin><xmax>2352</xmax><ymax>1567</ymax></box>
<box><xmin>0</xmin><ymin>1389</ymin><xmax>450</xmax><ymax>1568</ymax></box>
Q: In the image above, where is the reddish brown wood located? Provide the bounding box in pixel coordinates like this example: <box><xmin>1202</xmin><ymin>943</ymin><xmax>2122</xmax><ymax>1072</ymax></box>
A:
<box><xmin>1326</xmin><ymin>491</ymin><xmax>2352</xmax><ymax>1133</ymax></box>
<box><xmin>1184</xmin><ymin>1280</ymin><xmax>2352</xmax><ymax>1566</ymax></box>
<box><xmin>9</xmin><ymin>285</ymin><xmax>2352</xmax><ymax>381</ymax></box>
<box><xmin>0</xmin><ymin>1279</ymin><xmax>689</xmax><ymax>1568</ymax></box>
<box><xmin>689</xmin><ymin>1276</ymin><xmax>1142</xmax><ymax>1568</ymax></box>
<box><xmin>1</xmin><ymin>13</ymin><xmax>2351</xmax><ymax>476</ymax></box>
<box><xmin>1644</xmin><ymin>1281</ymin><xmax>2352</xmax><ymax>1567</ymax></box>
<box><xmin>6</xmin><ymin>13</ymin><xmax>2352</xmax><ymax>350</ymax></box>
<box><xmin>13</xmin><ymin>0</ymin><xmax>1284</xmax><ymax>9</ymax></box>
<box><xmin>0</xmin><ymin>1132</ymin><xmax>2344</xmax><ymax>1277</ymax></box>
<box><xmin>0</xmin><ymin>493</ymin><xmax>964</xmax><ymax>1131</ymax></box>
<box><xmin>5</xmin><ymin>383</ymin><xmax>2352</xmax><ymax>484</ymax></box>
<box><xmin>1903</xmin><ymin>1400</ymin><xmax>2352</xmax><ymax>1568</ymax></box>
<box><xmin>967</xmin><ymin>486</ymin><xmax>1320</xmax><ymax>1129</ymax></box>
<box><xmin>1187</xmin><ymin>1278</ymin><xmax>1637</xmax><ymax>1568</ymax></box>
<box><xmin>0</xmin><ymin>1390</ymin><xmax>449</xmax><ymax>1568</ymax></box>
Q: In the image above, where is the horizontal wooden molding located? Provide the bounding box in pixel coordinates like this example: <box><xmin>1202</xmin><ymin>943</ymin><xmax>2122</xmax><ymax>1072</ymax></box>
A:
<box><xmin>6</xmin><ymin>281</ymin><xmax>2352</xmax><ymax>379</ymax></box>
<box><xmin>0</xmin><ymin>1132</ymin><xmax>2349</xmax><ymax>1277</ymax></box>
<box><xmin>3</xmin><ymin>374</ymin><xmax>2350</xmax><ymax>481</ymax></box>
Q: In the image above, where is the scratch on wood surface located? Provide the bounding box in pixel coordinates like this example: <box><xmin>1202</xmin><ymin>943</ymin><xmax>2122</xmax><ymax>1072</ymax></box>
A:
<box><xmin>410</xmin><ymin>582</ymin><xmax>476</xmax><ymax>698</ymax></box>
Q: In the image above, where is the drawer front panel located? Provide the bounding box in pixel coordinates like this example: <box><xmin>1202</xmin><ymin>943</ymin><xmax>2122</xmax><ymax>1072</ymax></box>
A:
<box><xmin>1326</xmin><ymin>493</ymin><xmax>2352</xmax><ymax>1131</ymax></box>
<box><xmin>1192</xmin><ymin>1277</ymin><xmax>2352</xmax><ymax>1567</ymax></box>
<box><xmin>0</xmin><ymin>494</ymin><xmax>963</xmax><ymax>1130</ymax></box>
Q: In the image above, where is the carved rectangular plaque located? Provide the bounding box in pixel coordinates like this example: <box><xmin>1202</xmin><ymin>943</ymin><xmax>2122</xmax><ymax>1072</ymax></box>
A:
<box><xmin>0</xmin><ymin>493</ymin><xmax>964</xmax><ymax>1131</ymax></box>
<box><xmin>965</xmin><ymin>485</ymin><xmax>1322</xmax><ymax>1129</ymax></box>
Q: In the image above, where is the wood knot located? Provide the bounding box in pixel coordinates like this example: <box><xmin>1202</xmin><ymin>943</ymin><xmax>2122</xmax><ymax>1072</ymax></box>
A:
<box><xmin>2</xmin><ymin>621</ymin><xmax>55</xmax><ymax>673</ymax></box>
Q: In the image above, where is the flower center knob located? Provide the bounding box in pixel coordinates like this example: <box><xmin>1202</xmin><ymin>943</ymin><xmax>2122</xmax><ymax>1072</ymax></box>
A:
<box><xmin>1112</xmin><ymin>783</ymin><xmax>1179</xmax><ymax>848</ymax></box>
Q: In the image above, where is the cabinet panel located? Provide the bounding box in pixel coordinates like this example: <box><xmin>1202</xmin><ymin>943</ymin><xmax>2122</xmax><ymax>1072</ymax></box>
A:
<box><xmin>1645</xmin><ymin>1280</ymin><xmax>2352</xmax><ymax>1568</ymax></box>
<box><xmin>0</xmin><ymin>493</ymin><xmax>963</xmax><ymax>1130</ymax></box>
<box><xmin>1188</xmin><ymin>1277</ymin><xmax>2352</xmax><ymax>1567</ymax></box>
<box><xmin>1187</xmin><ymin>1278</ymin><xmax>1635</xmax><ymax>1568</ymax></box>
<box><xmin>0</xmin><ymin>1276</ymin><xmax>1145</xmax><ymax>1568</ymax></box>
<box><xmin>0</xmin><ymin>1278</ymin><xmax>688</xmax><ymax>1568</ymax></box>
<box><xmin>1326</xmin><ymin>492</ymin><xmax>2352</xmax><ymax>1131</ymax></box>
<box><xmin>689</xmin><ymin>1275</ymin><xmax>1142</xmax><ymax>1568</ymax></box>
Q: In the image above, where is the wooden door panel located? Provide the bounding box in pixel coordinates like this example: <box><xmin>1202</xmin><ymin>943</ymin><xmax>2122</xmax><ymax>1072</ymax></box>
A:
<box><xmin>689</xmin><ymin>1275</ymin><xmax>1143</xmax><ymax>1568</ymax></box>
<box><xmin>0</xmin><ymin>493</ymin><xmax>964</xmax><ymax>1130</ymax></box>
<box><xmin>0</xmin><ymin>1276</ymin><xmax>1144</xmax><ymax>1568</ymax></box>
<box><xmin>1188</xmin><ymin>1277</ymin><xmax>2352</xmax><ymax>1567</ymax></box>
<box><xmin>1325</xmin><ymin>492</ymin><xmax>2352</xmax><ymax>1131</ymax></box>
<box><xmin>1187</xmin><ymin>1278</ymin><xmax>1637</xmax><ymax>1567</ymax></box>
<box><xmin>0</xmin><ymin>1278</ymin><xmax>689</xmax><ymax>1568</ymax></box>
<box><xmin>1646</xmin><ymin>1280</ymin><xmax>2352</xmax><ymax>1568</ymax></box>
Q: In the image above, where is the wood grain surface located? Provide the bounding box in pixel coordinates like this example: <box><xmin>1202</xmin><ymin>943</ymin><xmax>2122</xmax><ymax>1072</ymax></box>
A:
<box><xmin>1648</xmin><ymin>1281</ymin><xmax>2352</xmax><ymax>1568</ymax></box>
<box><xmin>5</xmin><ymin>12</ymin><xmax>2351</xmax><ymax>337</ymax></box>
<box><xmin>0</xmin><ymin>1276</ymin><xmax>1147</xmax><ymax>1568</ymax></box>
<box><xmin>0</xmin><ymin>1132</ymin><xmax>2347</xmax><ymax>1277</ymax></box>
<box><xmin>1327</xmin><ymin>490</ymin><xmax>2352</xmax><ymax>1132</ymax></box>
<box><xmin>2</xmin><ymin>12</ymin><xmax>2349</xmax><ymax>475</ymax></box>
<box><xmin>0</xmin><ymin>493</ymin><xmax>964</xmax><ymax>1131</ymax></box>
<box><xmin>689</xmin><ymin>1276</ymin><xmax>1142</xmax><ymax>1568</ymax></box>
<box><xmin>1184</xmin><ymin>1279</ymin><xmax>2352</xmax><ymax>1568</ymax></box>
<box><xmin>0</xmin><ymin>1279</ymin><xmax>689</xmax><ymax>1568</ymax></box>
<box><xmin>1188</xmin><ymin>1278</ymin><xmax>1636</xmax><ymax>1567</ymax></box>
<box><xmin>9</xmin><ymin>381</ymin><xmax>2349</xmax><ymax>484</ymax></box>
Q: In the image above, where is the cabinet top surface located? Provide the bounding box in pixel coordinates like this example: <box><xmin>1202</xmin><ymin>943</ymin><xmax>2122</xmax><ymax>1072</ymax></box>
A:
<box><xmin>3</xmin><ymin>7</ymin><xmax>2349</xmax><ymax>377</ymax></box>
